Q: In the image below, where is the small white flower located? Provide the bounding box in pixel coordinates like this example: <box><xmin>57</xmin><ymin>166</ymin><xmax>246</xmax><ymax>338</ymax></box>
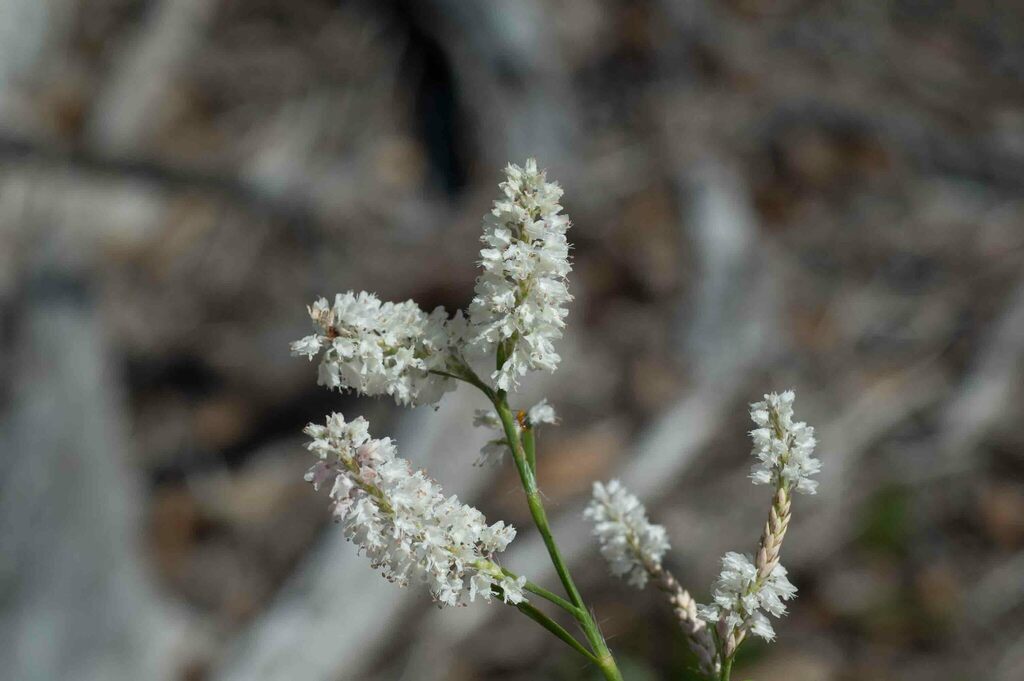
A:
<box><xmin>747</xmin><ymin>612</ymin><xmax>776</xmax><ymax>641</ymax></box>
<box><xmin>749</xmin><ymin>390</ymin><xmax>821</xmax><ymax>495</ymax></box>
<box><xmin>476</xmin><ymin>439</ymin><xmax>509</xmax><ymax>466</ymax></box>
<box><xmin>290</xmin><ymin>292</ymin><xmax>457</xmax><ymax>407</ymax></box>
<box><xmin>467</xmin><ymin>159</ymin><xmax>573</xmax><ymax>391</ymax></box>
<box><xmin>304</xmin><ymin>412</ymin><xmax>523</xmax><ymax>607</ymax></box>
<box><xmin>291</xmin><ymin>334</ymin><xmax>322</xmax><ymax>359</ymax></box>
<box><xmin>584</xmin><ymin>480</ymin><xmax>670</xmax><ymax>588</ymax></box>
<box><xmin>472</xmin><ymin>409</ymin><xmax>502</xmax><ymax>430</ymax></box>
<box><xmin>497</xmin><ymin>575</ymin><xmax>528</xmax><ymax>604</ymax></box>
<box><xmin>527</xmin><ymin>399</ymin><xmax>558</xmax><ymax>427</ymax></box>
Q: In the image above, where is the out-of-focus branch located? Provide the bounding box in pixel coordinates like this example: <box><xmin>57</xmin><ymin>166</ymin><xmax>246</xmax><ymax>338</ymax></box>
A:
<box><xmin>0</xmin><ymin>278</ymin><xmax>183</xmax><ymax>681</ymax></box>
<box><xmin>0</xmin><ymin>134</ymin><xmax>316</xmax><ymax>227</ymax></box>
<box><xmin>85</xmin><ymin>0</ymin><xmax>219</xmax><ymax>155</ymax></box>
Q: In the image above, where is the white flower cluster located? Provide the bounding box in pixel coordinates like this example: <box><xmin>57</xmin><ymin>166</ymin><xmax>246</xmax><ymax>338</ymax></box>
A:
<box><xmin>304</xmin><ymin>412</ymin><xmax>526</xmax><ymax>606</ymax></box>
<box><xmin>697</xmin><ymin>553</ymin><xmax>797</xmax><ymax>641</ymax></box>
<box><xmin>471</xmin><ymin>399</ymin><xmax>559</xmax><ymax>465</ymax></box>
<box><xmin>584</xmin><ymin>480</ymin><xmax>670</xmax><ymax>588</ymax></box>
<box><xmin>749</xmin><ymin>390</ymin><xmax>821</xmax><ymax>494</ymax></box>
<box><xmin>290</xmin><ymin>292</ymin><xmax>456</xmax><ymax>407</ymax></box>
<box><xmin>467</xmin><ymin>159</ymin><xmax>572</xmax><ymax>391</ymax></box>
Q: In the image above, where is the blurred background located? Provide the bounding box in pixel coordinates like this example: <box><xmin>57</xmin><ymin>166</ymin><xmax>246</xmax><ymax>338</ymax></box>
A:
<box><xmin>2</xmin><ymin>1</ymin><xmax>1024</xmax><ymax>680</ymax></box>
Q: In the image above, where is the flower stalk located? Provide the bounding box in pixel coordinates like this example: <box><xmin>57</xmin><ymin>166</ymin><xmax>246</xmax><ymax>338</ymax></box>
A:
<box><xmin>492</xmin><ymin>391</ymin><xmax>623</xmax><ymax>681</ymax></box>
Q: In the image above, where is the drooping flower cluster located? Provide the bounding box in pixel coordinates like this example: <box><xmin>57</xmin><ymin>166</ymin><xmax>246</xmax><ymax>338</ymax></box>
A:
<box><xmin>304</xmin><ymin>412</ymin><xmax>526</xmax><ymax>606</ymax></box>
<box><xmin>749</xmin><ymin>390</ymin><xmax>821</xmax><ymax>494</ymax></box>
<box><xmin>467</xmin><ymin>159</ymin><xmax>572</xmax><ymax>391</ymax></box>
<box><xmin>697</xmin><ymin>552</ymin><xmax>797</xmax><ymax>642</ymax></box>
<box><xmin>584</xmin><ymin>480</ymin><xmax>670</xmax><ymax>588</ymax></box>
<box><xmin>290</xmin><ymin>292</ymin><xmax>456</xmax><ymax>407</ymax></box>
<box><xmin>471</xmin><ymin>399</ymin><xmax>558</xmax><ymax>465</ymax></box>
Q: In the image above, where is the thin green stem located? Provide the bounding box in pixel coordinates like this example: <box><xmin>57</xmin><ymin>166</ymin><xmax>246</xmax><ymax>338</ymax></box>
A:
<box><xmin>512</xmin><ymin>600</ymin><xmax>598</xmax><ymax>663</ymax></box>
<box><xmin>493</xmin><ymin>394</ymin><xmax>622</xmax><ymax>681</ymax></box>
<box><xmin>522</xmin><ymin>426</ymin><xmax>537</xmax><ymax>474</ymax></box>
<box><xmin>439</xmin><ymin>359</ymin><xmax>621</xmax><ymax>681</ymax></box>
<box><xmin>494</xmin><ymin>397</ymin><xmax>581</xmax><ymax>606</ymax></box>
<box><xmin>429</xmin><ymin>364</ymin><xmax>495</xmax><ymax>401</ymax></box>
<box><xmin>719</xmin><ymin>655</ymin><xmax>733</xmax><ymax>681</ymax></box>
<box><xmin>501</xmin><ymin>569</ymin><xmax>580</xmax><ymax>616</ymax></box>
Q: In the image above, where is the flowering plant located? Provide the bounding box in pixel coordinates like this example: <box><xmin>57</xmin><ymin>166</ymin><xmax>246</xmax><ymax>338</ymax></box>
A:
<box><xmin>292</xmin><ymin>160</ymin><xmax>821</xmax><ymax>680</ymax></box>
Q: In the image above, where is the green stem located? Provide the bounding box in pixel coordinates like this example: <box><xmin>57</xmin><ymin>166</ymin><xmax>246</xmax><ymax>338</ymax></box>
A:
<box><xmin>438</xmin><ymin>361</ymin><xmax>621</xmax><ymax>681</ymax></box>
<box><xmin>494</xmin><ymin>394</ymin><xmax>622</xmax><ymax>681</ymax></box>
<box><xmin>522</xmin><ymin>426</ymin><xmax>537</xmax><ymax>474</ymax></box>
<box><xmin>502</xmin><ymin>570</ymin><xmax>580</xmax><ymax>616</ymax></box>
<box><xmin>494</xmin><ymin>399</ymin><xmax>576</xmax><ymax>601</ymax></box>
<box><xmin>513</xmin><ymin>600</ymin><xmax>598</xmax><ymax>663</ymax></box>
<box><xmin>720</xmin><ymin>656</ymin><xmax>733</xmax><ymax>681</ymax></box>
<box><xmin>430</xmin><ymin>364</ymin><xmax>495</xmax><ymax>401</ymax></box>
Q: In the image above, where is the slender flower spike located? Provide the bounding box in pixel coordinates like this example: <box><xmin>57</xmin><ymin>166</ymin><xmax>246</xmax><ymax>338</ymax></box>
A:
<box><xmin>697</xmin><ymin>552</ymin><xmax>797</xmax><ymax>642</ymax></box>
<box><xmin>304</xmin><ymin>412</ymin><xmax>526</xmax><ymax>606</ymax></box>
<box><xmin>290</xmin><ymin>292</ymin><xmax>456</xmax><ymax>407</ymax></box>
<box><xmin>467</xmin><ymin>159</ymin><xmax>572</xmax><ymax>391</ymax></box>
<box><xmin>749</xmin><ymin>390</ymin><xmax>821</xmax><ymax>494</ymax></box>
<box><xmin>699</xmin><ymin>389</ymin><xmax>821</xmax><ymax>665</ymax></box>
<box><xmin>585</xmin><ymin>480</ymin><xmax>670</xmax><ymax>588</ymax></box>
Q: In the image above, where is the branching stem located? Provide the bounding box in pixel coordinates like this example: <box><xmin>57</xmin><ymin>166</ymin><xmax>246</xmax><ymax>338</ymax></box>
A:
<box><xmin>438</xmin><ymin>361</ymin><xmax>622</xmax><ymax>681</ymax></box>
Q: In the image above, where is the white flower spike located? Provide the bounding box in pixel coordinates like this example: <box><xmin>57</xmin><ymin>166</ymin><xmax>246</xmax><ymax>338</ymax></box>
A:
<box><xmin>697</xmin><ymin>552</ymin><xmax>797</xmax><ymax>642</ymax></box>
<box><xmin>749</xmin><ymin>390</ymin><xmax>821</xmax><ymax>494</ymax></box>
<box><xmin>698</xmin><ymin>389</ymin><xmax>821</xmax><ymax>665</ymax></box>
<box><xmin>304</xmin><ymin>412</ymin><xmax>525</xmax><ymax>607</ymax></box>
<box><xmin>290</xmin><ymin>292</ymin><xmax>456</xmax><ymax>407</ymax></box>
<box><xmin>467</xmin><ymin>159</ymin><xmax>573</xmax><ymax>391</ymax></box>
<box><xmin>584</xmin><ymin>479</ymin><xmax>670</xmax><ymax>589</ymax></box>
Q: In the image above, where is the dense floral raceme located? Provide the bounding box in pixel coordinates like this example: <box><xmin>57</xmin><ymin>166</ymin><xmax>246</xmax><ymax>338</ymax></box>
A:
<box><xmin>290</xmin><ymin>292</ymin><xmax>456</xmax><ymax>407</ymax></box>
<box><xmin>697</xmin><ymin>552</ymin><xmax>797</xmax><ymax>642</ymax></box>
<box><xmin>304</xmin><ymin>412</ymin><xmax>526</xmax><ymax>606</ymax></box>
<box><xmin>749</xmin><ymin>390</ymin><xmax>821</xmax><ymax>494</ymax></box>
<box><xmin>584</xmin><ymin>480</ymin><xmax>670</xmax><ymax>588</ymax></box>
<box><xmin>467</xmin><ymin>159</ymin><xmax>573</xmax><ymax>391</ymax></box>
